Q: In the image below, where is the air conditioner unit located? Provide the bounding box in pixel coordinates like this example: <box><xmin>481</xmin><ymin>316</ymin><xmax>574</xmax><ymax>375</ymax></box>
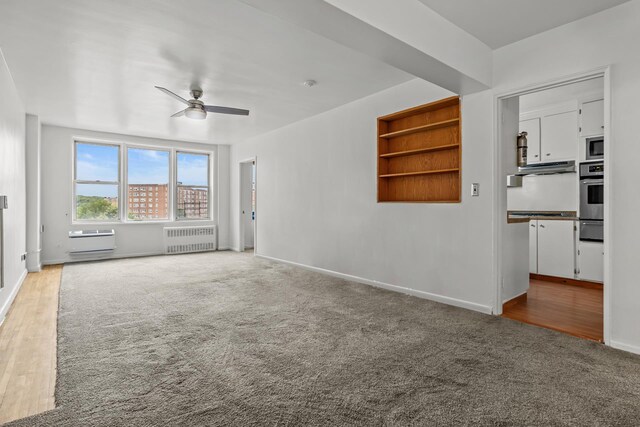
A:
<box><xmin>163</xmin><ymin>225</ymin><xmax>217</xmax><ymax>255</ymax></box>
<box><xmin>68</xmin><ymin>229</ymin><xmax>116</xmax><ymax>254</ymax></box>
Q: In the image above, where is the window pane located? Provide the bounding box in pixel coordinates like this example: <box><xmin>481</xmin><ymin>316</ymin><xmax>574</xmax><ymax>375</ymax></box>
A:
<box><xmin>75</xmin><ymin>184</ymin><xmax>119</xmax><ymax>221</ymax></box>
<box><xmin>177</xmin><ymin>152</ymin><xmax>209</xmax><ymax>186</ymax></box>
<box><xmin>177</xmin><ymin>187</ymin><xmax>208</xmax><ymax>220</ymax></box>
<box><xmin>127</xmin><ymin>148</ymin><xmax>169</xmax><ymax>221</ymax></box>
<box><xmin>76</xmin><ymin>143</ymin><xmax>119</xmax><ymax>182</ymax></box>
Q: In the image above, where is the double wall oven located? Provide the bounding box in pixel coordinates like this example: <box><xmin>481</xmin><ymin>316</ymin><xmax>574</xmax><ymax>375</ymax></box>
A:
<box><xmin>579</xmin><ymin>161</ymin><xmax>604</xmax><ymax>242</ymax></box>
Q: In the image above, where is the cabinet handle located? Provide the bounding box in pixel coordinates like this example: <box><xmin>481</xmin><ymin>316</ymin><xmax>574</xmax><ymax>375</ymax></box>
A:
<box><xmin>601</xmin><ymin>125</ymin><xmax>605</xmax><ymax>129</ymax></box>
<box><xmin>539</xmin><ymin>224</ymin><xmax>545</xmax><ymax>228</ymax></box>
<box><xmin>530</xmin><ymin>224</ymin><xmax>536</xmax><ymax>227</ymax></box>
<box><xmin>534</xmin><ymin>154</ymin><xmax>539</xmax><ymax>158</ymax></box>
<box><xmin>546</xmin><ymin>153</ymin><xmax>551</xmax><ymax>156</ymax></box>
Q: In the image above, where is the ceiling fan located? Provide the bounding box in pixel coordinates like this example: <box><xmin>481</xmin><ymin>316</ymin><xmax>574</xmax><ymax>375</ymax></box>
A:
<box><xmin>155</xmin><ymin>86</ymin><xmax>250</xmax><ymax>120</ymax></box>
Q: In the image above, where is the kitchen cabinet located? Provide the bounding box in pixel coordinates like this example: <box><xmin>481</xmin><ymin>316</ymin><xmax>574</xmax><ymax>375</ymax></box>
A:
<box><xmin>580</xmin><ymin>99</ymin><xmax>604</xmax><ymax>136</ymax></box>
<box><xmin>537</xmin><ymin>220</ymin><xmax>575</xmax><ymax>279</ymax></box>
<box><xmin>520</xmin><ymin>118</ymin><xmax>541</xmax><ymax>164</ymax></box>
<box><xmin>541</xmin><ymin>110</ymin><xmax>578</xmax><ymax>162</ymax></box>
<box><xmin>578</xmin><ymin>241</ymin><xmax>604</xmax><ymax>283</ymax></box>
<box><xmin>529</xmin><ymin>220</ymin><xmax>538</xmax><ymax>273</ymax></box>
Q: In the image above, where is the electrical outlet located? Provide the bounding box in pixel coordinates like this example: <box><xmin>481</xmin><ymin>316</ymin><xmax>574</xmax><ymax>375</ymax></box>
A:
<box><xmin>471</xmin><ymin>183</ymin><xmax>480</xmax><ymax>197</ymax></box>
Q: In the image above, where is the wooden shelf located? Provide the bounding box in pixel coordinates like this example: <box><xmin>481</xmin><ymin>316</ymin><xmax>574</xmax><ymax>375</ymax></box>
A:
<box><xmin>377</xmin><ymin>96</ymin><xmax>461</xmax><ymax>203</ymax></box>
<box><xmin>378</xmin><ymin>96</ymin><xmax>460</xmax><ymax>121</ymax></box>
<box><xmin>379</xmin><ymin>144</ymin><xmax>459</xmax><ymax>159</ymax></box>
<box><xmin>379</xmin><ymin>118</ymin><xmax>459</xmax><ymax>139</ymax></box>
<box><xmin>379</xmin><ymin>168</ymin><xmax>459</xmax><ymax>178</ymax></box>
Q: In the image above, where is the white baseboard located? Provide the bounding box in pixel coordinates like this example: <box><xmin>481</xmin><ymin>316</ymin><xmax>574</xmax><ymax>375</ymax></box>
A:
<box><xmin>0</xmin><ymin>269</ymin><xmax>28</xmax><ymax>326</ymax></box>
<box><xmin>256</xmin><ymin>254</ymin><xmax>493</xmax><ymax>315</ymax></box>
<box><xmin>610</xmin><ymin>340</ymin><xmax>640</xmax><ymax>356</ymax></box>
<box><xmin>503</xmin><ymin>290</ymin><xmax>527</xmax><ymax>305</ymax></box>
<box><xmin>43</xmin><ymin>250</ymin><xmax>164</xmax><ymax>265</ymax></box>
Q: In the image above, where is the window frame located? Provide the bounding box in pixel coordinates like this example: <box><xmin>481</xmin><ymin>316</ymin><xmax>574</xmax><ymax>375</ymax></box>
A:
<box><xmin>174</xmin><ymin>150</ymin><xmax>212</xmax><ymax>221</ymax></box>
<box><xmin>124</xmin><ymin>145</ymin><xmax>172</xmax><ymax>223</ymax></box>
<box><xmin>73</xmin><ymin>141</ymin><xmax>122</xmax><ymax>223</ymax></box>
<box><xmin>71</xmin><ymin>138</ymin><xmax>214</xmax><ymax>225</ymax></box>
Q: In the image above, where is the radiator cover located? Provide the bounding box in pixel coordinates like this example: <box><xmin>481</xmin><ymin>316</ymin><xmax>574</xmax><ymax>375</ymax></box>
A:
<box><xmin>163</xmin><ymin>225</ymin><xmax>217</xmax><ymax>254</ymax></box>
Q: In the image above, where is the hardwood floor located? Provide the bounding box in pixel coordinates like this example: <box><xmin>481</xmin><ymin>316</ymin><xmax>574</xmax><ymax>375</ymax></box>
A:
<box><xmin>0</xmin><ymin>265</ymin><xmax>61</xmax><ymax>425</ymax></box>
<box><xmin>502</xmin><ymin>277</ymin><xmax>603</xmax><ymax>342</ymax></box>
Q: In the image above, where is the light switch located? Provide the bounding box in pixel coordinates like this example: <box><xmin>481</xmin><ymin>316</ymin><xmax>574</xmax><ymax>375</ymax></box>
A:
<box><xmin>471</xmin><ymin>183</ymin><xmax>480</xmax><ymax>197</ymax></box>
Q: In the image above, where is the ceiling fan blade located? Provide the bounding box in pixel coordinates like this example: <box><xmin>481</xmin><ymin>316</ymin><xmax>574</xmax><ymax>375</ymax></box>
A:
<box><xmin>170</xmin><ymin>109</ymin><xmax>186</xmax><ymax>117</ymax></box>
<box><xmin>155</xmin><ymin>86</ymin><xmax>190</xmax><ymax>106</ymax></box>
<box><xmin>204</xmin><ymin>105</ymin><xmax>250</xmax><ymax>116</ymax></box>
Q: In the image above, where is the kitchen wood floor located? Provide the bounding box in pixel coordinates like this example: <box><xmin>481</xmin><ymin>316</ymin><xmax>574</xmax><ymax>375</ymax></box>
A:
<box><xmin>0</xmin><ymin>265</ymin><xmax>61</xmax><ymax>425</ymax></box>
<box><xmin>502</xmin><ymin>277</ymin><xmax>603</xmax><ymax>342</ymax></box>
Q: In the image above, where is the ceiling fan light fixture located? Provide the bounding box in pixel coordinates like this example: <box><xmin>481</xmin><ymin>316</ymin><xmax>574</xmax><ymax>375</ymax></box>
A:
<box><xmin>185</xmin><ymin>107</ymin><xmax>206</xmax><ymax>120</ymax></box>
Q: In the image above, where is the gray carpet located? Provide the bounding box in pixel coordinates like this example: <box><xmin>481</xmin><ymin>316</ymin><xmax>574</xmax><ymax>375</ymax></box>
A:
<box><xmin>6</xmin><ymin>252</ymin><xmax>640</xmax><ymax>426</ymax></box>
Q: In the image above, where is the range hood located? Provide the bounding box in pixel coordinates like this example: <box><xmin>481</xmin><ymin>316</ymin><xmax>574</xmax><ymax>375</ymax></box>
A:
<box><xmin>516</xmin><ymin>160</ymin><xmax>576</xmax><ymax>176</ymax></box>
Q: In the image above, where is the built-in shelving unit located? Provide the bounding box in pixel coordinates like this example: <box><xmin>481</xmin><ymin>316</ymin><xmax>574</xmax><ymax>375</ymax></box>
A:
<box><xmin>377</xmin><ymin>96</ymin><xmax>461</xmax><ymax>202</ymax></box>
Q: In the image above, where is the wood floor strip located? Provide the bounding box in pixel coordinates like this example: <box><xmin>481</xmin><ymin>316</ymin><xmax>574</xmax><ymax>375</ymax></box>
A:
<box><xmin>502</xmin><ymin>278</ymin><xmax>603</xmax><ymax>342</ymax></box>
<box><xmin>0</xmin><ymin>265</ymin><xmax>61</xmax><ymax>425</ymax></box>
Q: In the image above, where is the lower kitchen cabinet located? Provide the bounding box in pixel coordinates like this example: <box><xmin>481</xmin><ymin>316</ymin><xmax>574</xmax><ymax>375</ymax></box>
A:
<box><xmin>578</xmin><ymin>241</ymin><xmax>604</xmax><ymax>283</ymax></box>
<box><xmin>530</xmin><ymin>220</ymin><xmax>576</xmax><ymax>279</ymax></box>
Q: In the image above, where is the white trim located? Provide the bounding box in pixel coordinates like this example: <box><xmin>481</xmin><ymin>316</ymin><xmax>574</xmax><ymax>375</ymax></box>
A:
<box><xmin>609</xmin><ymin>340</ymin><xmax>640</xmax><ymax>356</ymax></box>
<box><xmin>493</xmin><ymin>66</ymin><xmax>612</xmax><ymax>344</ymax></box>
<box><xmin>257</xmin><ymin>254</ymin><xmax>493</xmax><ymax>315</ymax></box>
<box><xmin>0</xmin><ymin>269</ymin><xmax>28</xmax><ymax>326</ymax></box>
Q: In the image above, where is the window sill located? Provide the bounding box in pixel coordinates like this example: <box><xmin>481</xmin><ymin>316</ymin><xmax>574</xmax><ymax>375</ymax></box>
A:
<box><xmin>71</xmin><ymin>219</ymin><xmax>215</xmax><ymax>226</ymax></box>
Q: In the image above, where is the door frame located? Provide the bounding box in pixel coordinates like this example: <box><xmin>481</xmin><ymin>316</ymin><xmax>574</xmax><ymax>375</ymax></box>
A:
<box><xmin>493</xmin><ymin>66</ymin><xmax>612</xmax><ymax>344</ymax></box>
<box><xmin>238</xmin><ymin>157</ymin><xmax>257</xmax><ymax>254</ymax></box>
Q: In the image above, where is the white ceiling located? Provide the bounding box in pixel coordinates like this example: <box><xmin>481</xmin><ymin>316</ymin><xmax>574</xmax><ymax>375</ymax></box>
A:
<box><xmin>0</xmin><ymin>0</ymin><xmax>412</xmax><ymax>144</ymax></box>
<box><xmin>417</xmin><ymin>0</ymin><xmax>631</xmax><ymax>49</ymax></box>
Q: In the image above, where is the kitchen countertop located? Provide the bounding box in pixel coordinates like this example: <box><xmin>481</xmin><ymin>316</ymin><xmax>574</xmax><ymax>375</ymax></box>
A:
<box><xmin>507</xmin><ymin>211</ymin><xmax>578</xmax><ymax>224</ymax></box>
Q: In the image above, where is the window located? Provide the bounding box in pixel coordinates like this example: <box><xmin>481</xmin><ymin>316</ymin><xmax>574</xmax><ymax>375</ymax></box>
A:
<box><xmin>74</xmin><ymin>142</ymin><xmax>120</xmax><ymax>221</ymax></box>
<box><xmin>127</xmin><ymin>148</ymin><xmax>169</xmax><ymax>221</ymax></box>
<box><xmin>73</xmin><ymin>141</ymin><xmax>212</xmax><ymax>223</ymax></box>
<box><xmin>176</xmin><ymin>152</ymin><xmax>210</xmax><ymax>220</ymax></box>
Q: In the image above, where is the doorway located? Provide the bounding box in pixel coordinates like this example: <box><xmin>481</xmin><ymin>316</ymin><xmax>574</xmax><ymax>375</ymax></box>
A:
<box><xmin>495</xmin><ymin>69</ymin><xmax>610</xmax><ymax>343</ymax></box>
<box><xmin>239</xmin><ymin>159</ymin><xmax>256</xmax><ymax>254</ymax></box>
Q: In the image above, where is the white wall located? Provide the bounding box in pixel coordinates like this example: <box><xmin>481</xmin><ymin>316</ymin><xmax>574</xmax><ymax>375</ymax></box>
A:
<box><xmin>231</xmin><ymin>79</ymin><xmax>496</xmax><ymax>313</ymax></box>
<box><xmin>40</xmin><ymin>125</ymin><xmax>229</xmax><ymax>264</ymax></box>
<box><xmin>0</xmin><ymin>51</ymin><xmax>26</xmax><ymax>322</ymax></box>
<box><xmin>25</xmin><ymin>114</ymin><xmax>41</xmax><ymax>272</ymax></box>
<box><xmin>493</xmin><ymin>0</ymin><xmax>640</xmax><ymax>353</ymax></box>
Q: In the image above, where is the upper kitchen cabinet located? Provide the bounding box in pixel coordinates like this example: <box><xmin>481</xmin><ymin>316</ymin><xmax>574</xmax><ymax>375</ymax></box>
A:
<box><xmin>580</xmin><ymin>99</ymin><xmax>604</xmax><ymax>136</ymax></box>
<box><xmin>520</xmin><ymin>118</ymin><xmax>541</xmax><ymax>164</ymax></box>
<box><xmin>541</xmin><ymin>110</ymin><xmax>578</xmax><ymax>162</ymax></box>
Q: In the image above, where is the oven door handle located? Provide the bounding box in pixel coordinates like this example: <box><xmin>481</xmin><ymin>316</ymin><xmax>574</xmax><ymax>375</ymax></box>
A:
<box><xmin>581</xmin><ymin>179</ymin><xmax>604</xmax><ymax>185</ymax></box>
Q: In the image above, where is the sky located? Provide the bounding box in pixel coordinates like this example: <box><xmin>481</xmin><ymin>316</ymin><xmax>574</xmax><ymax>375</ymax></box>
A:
<box><xmin>76</xmin><ymin>143</ymin><xmax>208</xmax><ymax>198</ymax></box>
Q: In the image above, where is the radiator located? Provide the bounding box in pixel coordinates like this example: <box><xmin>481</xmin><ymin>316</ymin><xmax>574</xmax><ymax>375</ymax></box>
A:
<box><xmin>163</xmin><ymin>225</ymin><xmax>217</xmax><ymax>254</ymax></box>
<box><xmin>69</xmin><ymin>229</ymin><xmax>116</xmax><ymax>254</ymax></box>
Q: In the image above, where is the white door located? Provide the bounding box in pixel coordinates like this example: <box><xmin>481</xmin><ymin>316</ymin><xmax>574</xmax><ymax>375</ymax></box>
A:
<box><xmin>520</xmin><ymin>118</ymin><xmax>541</xmax><ymax>164</ymax></box>
<box><xmin>578</xmin><ymin>241</ymin><xmax>604</xmax><ymax>283</ymax></box>
<box><xmin>580</xmin><ymin>99</ymin><xmax>604</xmax><ymax>136</ymax></box>
<box><xmin>529</xmin><ymin>220</ymin><xmax>538</xmax><ymax>274</ymax></box>
<box><xmin>541</xmin><ymin>110</ymin><xmax>578</xmax><ymax>162</ymax></box>
<box><xmin>537</xmin><ymin>220</ymin><xmax>575</xmax><ymax>279</ymax></box>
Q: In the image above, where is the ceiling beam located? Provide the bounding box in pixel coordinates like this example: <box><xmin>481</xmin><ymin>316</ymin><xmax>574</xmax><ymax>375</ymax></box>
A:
<box><xmin>236</xmin><ymin>0</ymin><xmax>491</xmax><ymax>95</ymax></box>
